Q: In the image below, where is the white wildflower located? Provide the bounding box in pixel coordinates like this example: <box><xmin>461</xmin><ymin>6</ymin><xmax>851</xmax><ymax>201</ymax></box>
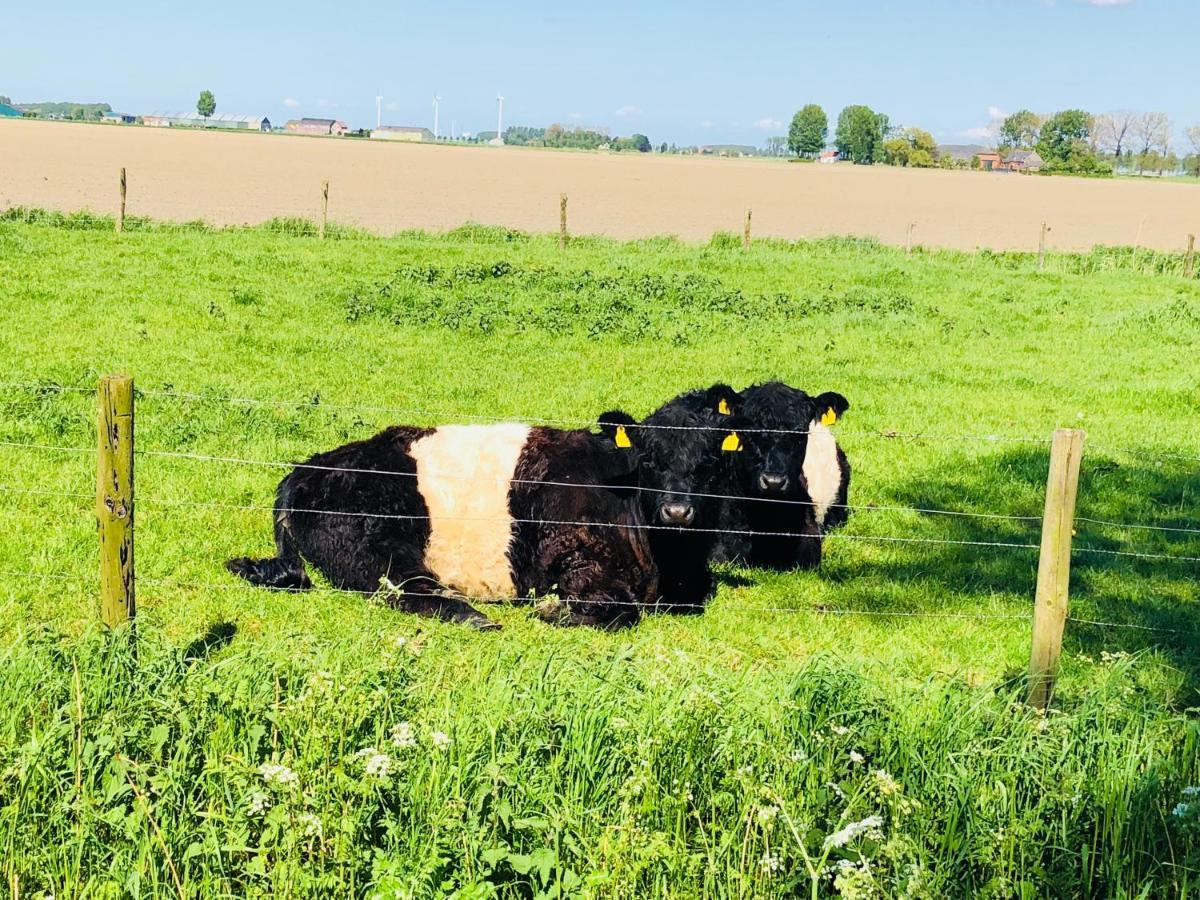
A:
<box><xmin>430</xmin><ymin>730</ymin><xmax>451</xmax><ymax>750</ymax></box>
<box><xmin>827</xmin><ymin>781</ymin><xmax>847</xmax><ymax>801</ymax></box>
<box><xmin>390</xmin><ymin>722</ymin><xmax>416</xmax><ymax>749</ymax></box>
<box><xmin>298</xmin><ymin>812</ymin><xmax>323</xmax><ymax>839</ymax></box>
<box><xmin>1182</xmin><ymin>786</ymin><xmax>1200</xmax><ymax>797</ymax></box>
<box><xmin>611</xmin><ymin>716</ymin><xmax>630</xmax><ymax>730</ymax></box>
<box><xmin>356</xmin><ymin>747</ymin><xmax>394</xmax><ymax>777</ymax></box>
<box><xmin>760</xmin><ymin>851</ymin><xmax>781</xmax><ymax>874</ymax></box>
<box><xmin>756</xmin><ymin>804</ymin><xmax>779</xmax><ymax>824</ymax></box>
<box><xmin>788</xmin><ymin>748</ymin><xmax>808</xmax><ymax>763</ymax></box>
<box><xmin>848</xmin><ymin>750</ymin><xmax>865</xmax><ymax>765</ymax></box>
<box><xmin>392</xmin><ymin>634</ymin><xmax>408</xmax><ymax>649</ymax></box>
<box><xmin>830</xmin><ymin>724</ymin><xmax>850</xmax><ymax>736</ymax></box>
<box><xmin>823</xmin><ymin>815</ymin><xmax>884</xmax><ymax>850</ymax></box>
<box><xmin>1172</xmin><ymin>803</ymin><xmax>1190</xmax><ymax>818</ymax></box>
<box><xmin>247</xmin><ymin>790</ymin><xmax>272</xmax><ymax>816</ymax></box>
<box><xmin>259</xmin><ymin>762</ymin><xmax>299</xmax><ymax>789</ymax></box>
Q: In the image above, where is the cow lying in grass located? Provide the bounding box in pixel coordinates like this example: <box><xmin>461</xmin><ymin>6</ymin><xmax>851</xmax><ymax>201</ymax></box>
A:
<box><xmin>650</xmin><ymin>382</ymin><xmax>851</xmax><ymax>571</ymax></box>
<box><xmin>612</xmin><ymin>386</ymin><xmax>747</xmax><ymax>612</ymax></box>
<box><xmin>227</xmin><ymin>418</ymin><xmax>659</xmax><ymax>630</ymax></box>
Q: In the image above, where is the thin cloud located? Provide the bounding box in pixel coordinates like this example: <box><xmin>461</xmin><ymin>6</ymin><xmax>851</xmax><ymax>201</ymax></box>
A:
<box><xmin>614</xmin><ymin>104</ymin><xmax>642</xmax><ymax>117</ymax></box>
<box><xmin>568</xmin><ymin>112</ymin><xmax>584</xmax><ymax>120</ymax></box>
<box><xmin>1080</xmin><ymin>0</ymin><xmax>1133</xmax><ymax>5</ymax></box>
<box><xmin>987</xmin><ymin>105</ymin><xmax>1008</xmax><ymax>120</ymax></box>
<box><xmin>753</xmin><ymin>117</ymin><xmax>783</xmax><ymax>130</ymax></box>
<box><xmin>282</xmin><ymin>97</ymin><xmax>301</xmax><ymax>108</ymax></box>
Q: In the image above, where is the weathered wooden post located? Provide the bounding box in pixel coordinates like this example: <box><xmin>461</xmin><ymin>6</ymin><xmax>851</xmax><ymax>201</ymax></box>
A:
<box><xmin>906</xmin><ymin>222</ymin><xmax>915</xmax><ymax>258</ymax></box>
<box><xmin>559</xmin><ymin>193</ymin><xmax>568</xmax><ymax>250</ymax></box>
<box><xmin>319</xmin><ymin>180</ymin><xmax>330</xmax><ymax>240</ymax></box>
<box><xmin>97</xmin><ymin>376</ymin><xmax>135</xmax><ymax>627</ymax></box>
<box><xmin>1037</xmin><ymin>222</ymin><xmax>1049</xmax><ymax>272</ymax></box>
<box><xmin>1185</xmin><ymin>233</ymin><xmax>1195</xmax><ymax>279</ymax></box>
<box><xmin>1028</xmin><ymin>428</ymin><xmax>1085</xmax><ymax>709</ymax></box>
<box><xmin>117</xmin><ymin>167</ymin><xmax>127</xmax><ymax>234</ymax></box>
<box><xmin>743</xmin><ymin>208</ymin><xmax>752</xmax><ymax>250</ymax></box>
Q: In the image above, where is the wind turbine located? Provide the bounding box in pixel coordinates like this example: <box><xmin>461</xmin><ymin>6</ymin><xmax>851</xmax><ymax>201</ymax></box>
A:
<box><xmin>432</xmin><ymin>94</ymin><xmax>441</xmax><ymax>139</ymax></box>
<box><xmin>496</xmin><ymin>93</ymin><xmax>504</xmax><ymax>142</ymax></box>
<box><xmin>375</xmin><ymin>95</ymin><xmax>382</xmax><ymax>129</ymax></box>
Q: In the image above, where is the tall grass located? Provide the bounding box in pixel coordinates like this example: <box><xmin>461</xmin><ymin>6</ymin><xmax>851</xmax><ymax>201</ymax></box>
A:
<box><xmin>0</xmin><ymin>215</ymin><xmax>1197</xmax><ymax>897</ymax></box>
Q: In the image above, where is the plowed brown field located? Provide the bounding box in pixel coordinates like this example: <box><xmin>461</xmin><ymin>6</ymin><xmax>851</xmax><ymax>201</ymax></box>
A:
<box><xmin>2</xmin><ymin>118</ymin><xmax>1195</xmax><ymax>251</ymax></box>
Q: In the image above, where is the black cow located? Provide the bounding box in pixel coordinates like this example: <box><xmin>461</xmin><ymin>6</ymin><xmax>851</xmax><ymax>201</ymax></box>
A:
<box><xmin>226</xmin><ymin>419</ymin><xmax>659</xmax><ymax>630</ymax></box>
<box><xmin>721</xmin><ymin>382</ymin><xmax>851</xmax><ymax>569</ymax></box>
<box><xmin>611</xmin><ymin>386</ymin><xmax>746</xmax><ymax>612</ymax></box>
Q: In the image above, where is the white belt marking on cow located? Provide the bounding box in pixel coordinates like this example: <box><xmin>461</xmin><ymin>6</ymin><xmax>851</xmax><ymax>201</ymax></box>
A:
<box><xmin>803</xmin><ymin>422</ymin><xmax>840</xmax><ymax>526</ymax></box>
<box><xmin>408</xmin><ymin>424</ymin><xmax>530</xmax><ymax>599</ymax></box>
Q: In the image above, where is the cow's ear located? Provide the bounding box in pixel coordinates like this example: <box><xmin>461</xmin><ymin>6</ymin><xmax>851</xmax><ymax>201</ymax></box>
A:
<box><xmin>705</xmin><ymin>383</ymin><xmax>742</xmax><ymax>417</ymax></box>
<box><xmin>597</xmin><ymin>410</ymin><xmax>637</xmax><ymax>451</ymax></box>
<box><xmin>813</xmin><ymin>392</ymin><xmax>849</xmax><ymax>426</ymax></box>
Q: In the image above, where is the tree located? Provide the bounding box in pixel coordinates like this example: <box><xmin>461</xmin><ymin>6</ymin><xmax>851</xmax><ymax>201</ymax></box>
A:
<box><xmin>1093</xmin><ymin>110</ymin><xmax>1136</xmax><ymax>159</ymax></box>
<box><xmin>1036</xmin><ymin>109</ymin><xmax>1091</xmax><ymax>162</ymax></box>
<box><xmin>999</xmin><ymin>109</ymin><xmax>1042</xmax><ymax>150</ymax></box>
<box><xmin>788</xmin><ymin>104</ymin><xmax>828</xmax><ymax>158</ymax></box>
<box><xmin>835</xmin><ymin>105</ymin><xmax>886</xmax><ymax>164</ymax></box>
<box><xmin>1187</xmin><ymin>126</ymin><xmax>1200</xmax><ymax>177</ymax></box>
<box><xmin>197</xmin><ymin>90</ymin><xmax>216</xmax><ymax>123</ymax></box>
<box><xmin>765</xmin><ymin>135</ymin><xmax>787</xmax><ymax>157</ymax></box>
<box><xmin>1131</xmin><ymin>111</ymin><xmax>1170</xmax><ymax>173</ymax></box>
<box><xmin>881</xmin><ymin>127</ymin><xmax>937</xmax><ymax>167</ymax></box>
<box><xmin>630</xmin><ymin>133</ymin><xmax>651</xmax><ymax>153</ymax></box>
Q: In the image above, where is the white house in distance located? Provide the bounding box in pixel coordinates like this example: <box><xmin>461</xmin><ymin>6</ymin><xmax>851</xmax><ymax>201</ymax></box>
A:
<box><xmin>371</xmin><ymin>125</ymin><xmax>435</xmax><ymax>142</ymax></box>
<box><xmin>141</xmin><ymin>112</ymin><xmax>271</xmax><ymax>131</ymax></box>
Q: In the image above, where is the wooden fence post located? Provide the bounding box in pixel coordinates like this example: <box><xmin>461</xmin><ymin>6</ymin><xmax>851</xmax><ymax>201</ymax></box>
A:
<box><xmin>743</xmin><ymin>208</ymin><xmax>752</xmax><ymax>250</ymax></box>
<box><xmin>1037</xmin><ymin>222</ymin><xmax>1049</xmax><ymax>272</ymax></box>
<box><xmin>1028</xmin><ymin>427</ymin><xmax>1085</xmax><ymax>709</ymax></box>
<box><xmin>97</xmin><ymin>375</ymin><xmax>135</xmax><ymax>627</ymax></box>
<box><xmin>906</xmin><ymin>222</ymin><xmax>915</xmax><ymax>258</ymax></box>
<box><xmin>1185</xmin><ymin>233</ymin><xmax>1195</xmax><ymax>279</ymax></box>
<box><xmin>117</xmin><ymin>168</ymin><xmax>126</xmax><ymax>234</ymax></box>
<box><xmin>319</xmin><ymin>180</ymin><xmax>329</xmax><ymax>240</ymax></box>
<box><xmin>559</xmin><ymin>193</ymin><xmax>568</xmax><ymax>250</ymax></box>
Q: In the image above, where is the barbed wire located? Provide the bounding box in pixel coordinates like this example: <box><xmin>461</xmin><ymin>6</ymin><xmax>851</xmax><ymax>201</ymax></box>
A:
<box><xmin>1075</xmin><ymin>516</ymin><xmax>1200</xmax><ymax>536</ymax></box>
<box><xmin>0</xmin><ymin>380</ymin><xmax>1054</xmax><ymax>442</ymax></box>
<box><xmin>1065</xmin><ymin>615</ymin><xmax>1187</xmax><ymax>635</ymax></box>
<box><xmin>1073</xmin><ymin>546</ymin><xmax>1200</xmax><ymax>564</ymax></box>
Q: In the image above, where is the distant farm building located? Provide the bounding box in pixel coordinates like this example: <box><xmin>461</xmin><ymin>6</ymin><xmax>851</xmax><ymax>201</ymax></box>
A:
<box><xmin>286</xmin><ymin>118</ymin><xmax>348</xmax><ymax>136</ymax></box>
<box><xmin>975</xmin><ymin>151</ymin><xmax>1002</xmax><ymax>172</ymax></box>
<box><xmin>140</xmin><ymin>112</ymin><xmax>270</xmax><ymax>131</ymax></box>
<box><xmin>819</xmin><ymin>149</ymin><xmax>839</xmax><ymax>164</ymax></box>
<box><xmin>371</xmin><ymin>125</ymin><xmax>434</xmax><ymax>142</ymax></box>
<box><xmin>1005</xmin><ymin>150</ymin><xmax>1044</xmax><ymax>172</ymax></box>
<box><xmin>937</xmin><ymin>144</ymin><xmax>988</xmax><ymax>164</ymax></box>
<box><xmin>101</xmin><ymin>112</ymin><xmax>137</xmax><ymax>124</ymax></box>
<box><xmin>0</xmin><ymin>103</ymin><xmax>23</xmax><ymax>118</ymax></box>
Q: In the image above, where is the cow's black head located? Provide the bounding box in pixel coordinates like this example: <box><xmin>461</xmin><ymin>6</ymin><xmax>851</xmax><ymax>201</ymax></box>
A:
<box><xmin>737</xmin><ymin>382</ymin><xmax>848</xmax><ymax>497</ymax></box>
<box><xmin>602</xmin><ymin>399</ymin><xmax>742</xmax><ymax>529</ymax></box>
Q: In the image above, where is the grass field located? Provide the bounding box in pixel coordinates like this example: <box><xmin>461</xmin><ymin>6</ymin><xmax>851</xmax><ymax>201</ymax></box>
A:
<box><xmin>1</xmin><ymin>211</ymin><xmax>1198</xmax><ymax>897</ymax></box>
<box><xmin>7</xmin><ymin>117</ymin><xmax>1200</xmax><ymax>252</ymax></box>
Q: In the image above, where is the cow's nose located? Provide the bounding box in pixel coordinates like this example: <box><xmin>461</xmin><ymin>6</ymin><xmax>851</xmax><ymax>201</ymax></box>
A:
<box><xmin>659</xmin><ymin>502</ymin><xmax>696</xmax><ymax>525</ymax></box>
<box><xmin>758</xmin><ymin>473</ymin><xmax>789</xmax><ymax>494</ymax></box>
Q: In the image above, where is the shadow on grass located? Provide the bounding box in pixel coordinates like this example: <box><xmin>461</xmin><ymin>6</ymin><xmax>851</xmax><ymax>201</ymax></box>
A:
<box><xmin>182</xmin><ymin>621</ymin><xmax>238</xmax><ymax>663</ymax></box>
<box><xmin>844</xmin><ymin>445</ymin><xmax>1200</xmax><ymax>687</ymax></box>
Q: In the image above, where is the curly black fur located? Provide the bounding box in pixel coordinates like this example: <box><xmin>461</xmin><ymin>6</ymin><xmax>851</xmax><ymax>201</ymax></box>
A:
<box><xmin>629</xmin><ymin>389</ymin><xmax>744</xmax><ymax>612</ymax></box>
<box><xmin>226</xmin><ymin>423</ymin><xmax>659</xmax><ymax>629</ymax></box>
<box><xmin>726</xmin><ymin>382</ymin><xmax>851</xmax><ymax>569</ymax></box>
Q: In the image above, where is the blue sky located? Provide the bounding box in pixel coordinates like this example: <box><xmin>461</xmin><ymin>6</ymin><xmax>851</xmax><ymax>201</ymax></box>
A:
<box><xmin>4</xmin><ymin>0</ymin><xmax>1197</xmax><ymax>146</ymax></box>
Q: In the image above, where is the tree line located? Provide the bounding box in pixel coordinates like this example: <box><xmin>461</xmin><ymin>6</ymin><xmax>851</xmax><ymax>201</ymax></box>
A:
<box><xmin>783</xmin><ymin>103</ymin><xmax>1200</xmax><ymax>177</ymax></box>
<box><xmin>503</xmin><ymin>125</ymin><xmax>651</xmax><ymax>152</ymax></box>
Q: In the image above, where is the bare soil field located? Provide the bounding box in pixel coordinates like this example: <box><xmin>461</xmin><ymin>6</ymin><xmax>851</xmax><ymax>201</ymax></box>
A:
<box><xmin>2</xmin><ymin>118</ymin><xmax>1196</xmax><ymax>250</ymax></box>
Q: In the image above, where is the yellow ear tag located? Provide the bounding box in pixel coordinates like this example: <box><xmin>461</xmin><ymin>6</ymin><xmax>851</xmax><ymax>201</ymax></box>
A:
<box><xmin>614</xmin><ymin>425</ymin><xmax>632</xmax><ymax>448</ymax></box>
<box><xmin>717</xmin><ymin>398</ymin><xmax>731</xmax><ymax>415</ymax></box>
<box><xmin>821</xmin><ymin>408</ymin><xmax>838</xmax><ymax>426</ymax></box>
<box><xmin>721</xmin><ymin>432</ymin><xmax>743</xmax><ymax>452</ymax></box>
